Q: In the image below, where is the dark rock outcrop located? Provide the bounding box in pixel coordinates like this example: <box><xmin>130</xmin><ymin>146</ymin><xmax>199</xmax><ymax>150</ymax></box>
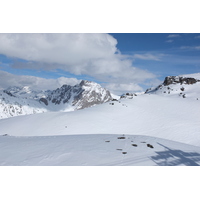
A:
<box><xmin>39</xmin><ymin>98</ymin><xmax>48</xmax><ymax>106</ymax></box>
<box><xmin>163</xmin><ymin>76</ymin><xmax>199</xmax><ymax>86</ymax></box>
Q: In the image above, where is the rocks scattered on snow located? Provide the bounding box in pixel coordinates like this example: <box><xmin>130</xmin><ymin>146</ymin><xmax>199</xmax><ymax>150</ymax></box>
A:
<box><xmin>131</xmin><ymin>144</ymin><xmax>138</xmax><ymax>147</ymax></box>
<box><xmin>147</xmin><ymin>144</ymin><xmax>154</xmax><ymax>148</ymax></box>
<box><xmin>180</xmin><ymin>87</ymin><xmax>185</xmax><ymax>91</ymax></box>
<box><xmin>120</xmin><ymin>93</ymin><xmax>137</xmax><ymax>99</ymax></box>
<box><xmin>117</xmin><ymin>136</ymin><xmax>126</xmax><ymax>139</ymax></box>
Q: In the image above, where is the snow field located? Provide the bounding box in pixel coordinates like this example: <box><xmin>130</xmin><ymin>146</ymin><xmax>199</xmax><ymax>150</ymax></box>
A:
<box><xmin>1</xmin><ymin>94</ymin><xmax>200</xmax><ymax>146</ymax></box>
<box><xmin>1</xmin><ymin>134</ymin><xmax>200</xmax><ymax>166</ymax></box>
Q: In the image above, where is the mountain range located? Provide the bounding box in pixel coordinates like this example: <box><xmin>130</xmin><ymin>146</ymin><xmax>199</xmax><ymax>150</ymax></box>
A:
<box><xmin>0</xmin><ymin>73</ymin><xmax>200</xmax><ymax>165</ymax></box>
<box><xmin>0</xmin><ymin>80</ymin><xmax>112</xmax><ymax>119</ymax></box>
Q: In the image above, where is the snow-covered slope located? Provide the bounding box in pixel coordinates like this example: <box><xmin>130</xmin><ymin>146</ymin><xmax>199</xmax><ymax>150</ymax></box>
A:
<box><xmin>1</xmin><ymin>73</ymin><xmax>200</xmax><ymax>165</ymax></box>
<box><xmin>0</xmin><ymin>80</ymin><xmax>112</xmax><ymax>119</ymax></box>
<box><xmin>1</xmin><ymin>134</ymin><xmax>200</xmax><ymax>166</ymax></box>
<box><xmin>0</xmin><ymin>87</ymin><xmax>48</xmax><ymax>119</ymax></box>
<box><xmin>145</xmin><ymin>74</ymin><xmax>200</xmax><ymax>100</ymax></box>
<box><xmin>1</xmin><ymin>91</ymin><xmax>200</xmax><ymax>145</ymax></box>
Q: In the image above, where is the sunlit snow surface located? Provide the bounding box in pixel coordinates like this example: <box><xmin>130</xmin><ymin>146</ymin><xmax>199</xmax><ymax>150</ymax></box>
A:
<box><xmin>0</xmin><ymin>74</ymin><xmax>200</xmax><ymax>165</ymax></box>
<box><xmin>1</xmin><ymin>134</ymin><xmax>200</xmax><ymax>166</ymax></box>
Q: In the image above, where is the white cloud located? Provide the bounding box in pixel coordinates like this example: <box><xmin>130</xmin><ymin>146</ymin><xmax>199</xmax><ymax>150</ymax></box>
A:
<box><xmin>180</xmin><ymin>46</ymin><xmax>200</xmax><ymax>50</ymax></box>
<box><xmin>166</xmin><ymin>39</ymin><xmax>173</xmax><ymax>43</ymax></box>
<box><xmin>105</xmin><ymin>83</ymin><xmax>143</xmax><ymax>94</ymax></box>
<box><xmin>167</xmin><ymin>34</ymin><xmax>180</xmax><ymax>38</ymax></box>
<box><xmin>0</xmin><ymin>33</ymin><xmax>158</xmax><ymax>94</ymax></box>
<box><xmin>132</xmin><ymin>53</ymin><xmax>161</xmax><ymax>61</ymax></box>
<box><xmin>0</xmin><ymin>70</ymin><xmax>81</xmax><ymax>91</ymax></box>
<box><xmin>0</xmin><ymin>33</ymin><xmax>117</xmax><ymax>67</ymax></box>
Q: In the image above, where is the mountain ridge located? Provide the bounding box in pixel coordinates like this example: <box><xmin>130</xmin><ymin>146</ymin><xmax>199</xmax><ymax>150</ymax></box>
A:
<box><xmin>0</xmin><ymin>80</ymin><xmax>112</xmax><ymax>119</ymax></box>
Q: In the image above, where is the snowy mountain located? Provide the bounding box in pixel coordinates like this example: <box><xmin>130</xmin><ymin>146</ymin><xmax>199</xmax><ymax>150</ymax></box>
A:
<box><xmin>145</xmin><ymin>74</ymin><xmax>200</xmax><ymax>100</ymax></box>
<box><xmin>0</xmin><ymin>73</ymin><xmax>200</xmax><ymax>165</ymax></box>
<box><xmin>0</xmin><ymin>80</ymin><xmax>112</xmax><ymax>119</ymax></box>
<box><xmin>43</xmin><ymin>80</ymin><xmax>112</xmax><ymax>110</ymax></box>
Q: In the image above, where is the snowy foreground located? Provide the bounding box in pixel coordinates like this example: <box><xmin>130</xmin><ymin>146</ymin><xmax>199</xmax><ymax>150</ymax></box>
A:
<box><xmin>0</xmin><ymin>90</ymin><xmax>200</xmax><ymax>165</ymax></box>
<box><xmin>1</xmin><ymin>134</ymin><xmax>200</xmax><ymax>166</ymax></box>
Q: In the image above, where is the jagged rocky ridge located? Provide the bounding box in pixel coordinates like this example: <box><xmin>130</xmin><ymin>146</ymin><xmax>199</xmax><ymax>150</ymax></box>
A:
<box><xmin>0</xmin><ymin>80</ymin><xmax>112</xmax><ymax>119</ymax></box>
<box><xmin>163</xmin><ymin>76</ymin><xmax>199</xmax><ymax>86</ymax></box>
<box><xmin>145</xmin><ymin>74</ymin><xmax>200</xmax><ymax>99</ymax></box>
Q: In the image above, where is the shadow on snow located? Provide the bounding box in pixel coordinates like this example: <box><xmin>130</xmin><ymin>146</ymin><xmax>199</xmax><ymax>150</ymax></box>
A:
<box><xmin>150</xmin><ymin>143</ymin><xmax>200</xmax><ymax>166</ymax></box>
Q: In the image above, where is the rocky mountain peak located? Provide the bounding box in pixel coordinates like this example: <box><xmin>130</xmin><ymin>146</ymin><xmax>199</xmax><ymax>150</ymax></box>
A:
<box><xmin>0</xmin><ymin>80</ymin><xmax>113</xmax><ymax>119</ymax></box>
<box><xmin>145</xmin><ymin>74</ymin><xmax>200</xmax><ymax>100</ymax></box>
<box><xmin>163</xmin><ymin>76</ymin><xmax>199</xmax><ymax>86</ymax></box>
<box><xmin>44</xmin><ymin>80</ymin><xmax>112</xmax><ymax>109</ymax></box>
<box><xmin>79</xmin><ymin>80</ymin><xmax>92</xmax><ymax>86</ymax></box>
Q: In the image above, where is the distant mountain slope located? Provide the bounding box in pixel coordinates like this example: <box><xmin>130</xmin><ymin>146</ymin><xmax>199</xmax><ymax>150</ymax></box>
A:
<box><xmin>1</xmin><ymin>88</ymin><xmax>200</xmax><ymax>146</ymax></box>
<box><xmin>0</xmin><ymin>80</ymin><xmax>112</xmax><ymax>119</ymax></box>
<box><xmin>145</xmin><ymin>74</ymin><xmax>200</xmax><ymax>100</ymax></box>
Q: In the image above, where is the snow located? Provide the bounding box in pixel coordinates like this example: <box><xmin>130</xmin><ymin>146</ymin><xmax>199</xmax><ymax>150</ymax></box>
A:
<box><xmin>0</xmin><ymin>73</ymin><xmax>200</xmax><ymax>165</ymax></box>
<box><xmin>0</xmin><ymin>80</ymin><xmax>112</xmax><ymax>118</ymax></box>
<box><xmin>1</xmin><ymin>94</ymin><xmax>200</xmax><ymax>145</ymax></box>
<box><xmin>181</xmin><ymin>73</ymin><xmax>200</xmax><ymax>80</ymax></box>
<box><xmin>1</xmin><ymin>134</ymin><xmax>200</xmax><ymax>166</ymax></box>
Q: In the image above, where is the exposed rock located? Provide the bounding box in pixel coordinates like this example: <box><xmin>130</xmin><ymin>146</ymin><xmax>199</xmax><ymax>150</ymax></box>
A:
<box><xmin>132</xmin><ymin>144</ymin><xmax>138</xmax><ymax>147</ymax></box>
<box><xmin>39</xmin><ymin>98</ymin><xmax>48</xmax><ymax>106</ymax></box>
<box><xmin>3</xmin><ymin>90</ymin><xmax>16</xmax><ymax>97</ymax></box>
<box><xmin>163</xmin><ymin>76</ymin><xmax>199</xmax><ymax>86</ymax></box>
<box><xmin>147</xmin><ymin>144</ymin><xmax>154</xmax><ymax>148</ymax></box>
<box><xmin>0</xmin><ymin>80</ymin><xmax>113</xmax><ymax>119</ymax></box>
<box><xmin>118</xmin><ymin>136</ymin><xmax>126</xmax><ymax>139</ymax></box>
<box><xmin>180</xmin><ymin>87</ymin><xmax>185</xmax><ymax>91</ymax></box>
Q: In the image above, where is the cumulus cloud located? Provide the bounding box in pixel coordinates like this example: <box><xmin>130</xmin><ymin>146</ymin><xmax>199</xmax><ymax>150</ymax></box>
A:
<box><xmin>167</xmin><ymin>34</ymin><xmax>180</xmax><ymax>38</ymax></box>
<box><xmin>0</xmin><ymin>33</ymin><xmax>158</xmax><ymax>93</ymax></box>
<box><xmin>0</xmin><ymin>33</ymin><xmax>117</xmax><ymax>67</ymax></box>
<box><xmin>0</xmin><ymin>70</ymin><xmax>81</xmax><ymax>91</ymax></box>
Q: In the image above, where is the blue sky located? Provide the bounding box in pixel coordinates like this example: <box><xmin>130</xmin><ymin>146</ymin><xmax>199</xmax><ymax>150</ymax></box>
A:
<box><xmin>0</xmin><ymin>33</ymin><xmax>200</xmax><ymax>94</ymax></box>
<box><xmin>110</xmin><ymin>33</ymin><xmax>200</xmax><ymax>79</ymax></box>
